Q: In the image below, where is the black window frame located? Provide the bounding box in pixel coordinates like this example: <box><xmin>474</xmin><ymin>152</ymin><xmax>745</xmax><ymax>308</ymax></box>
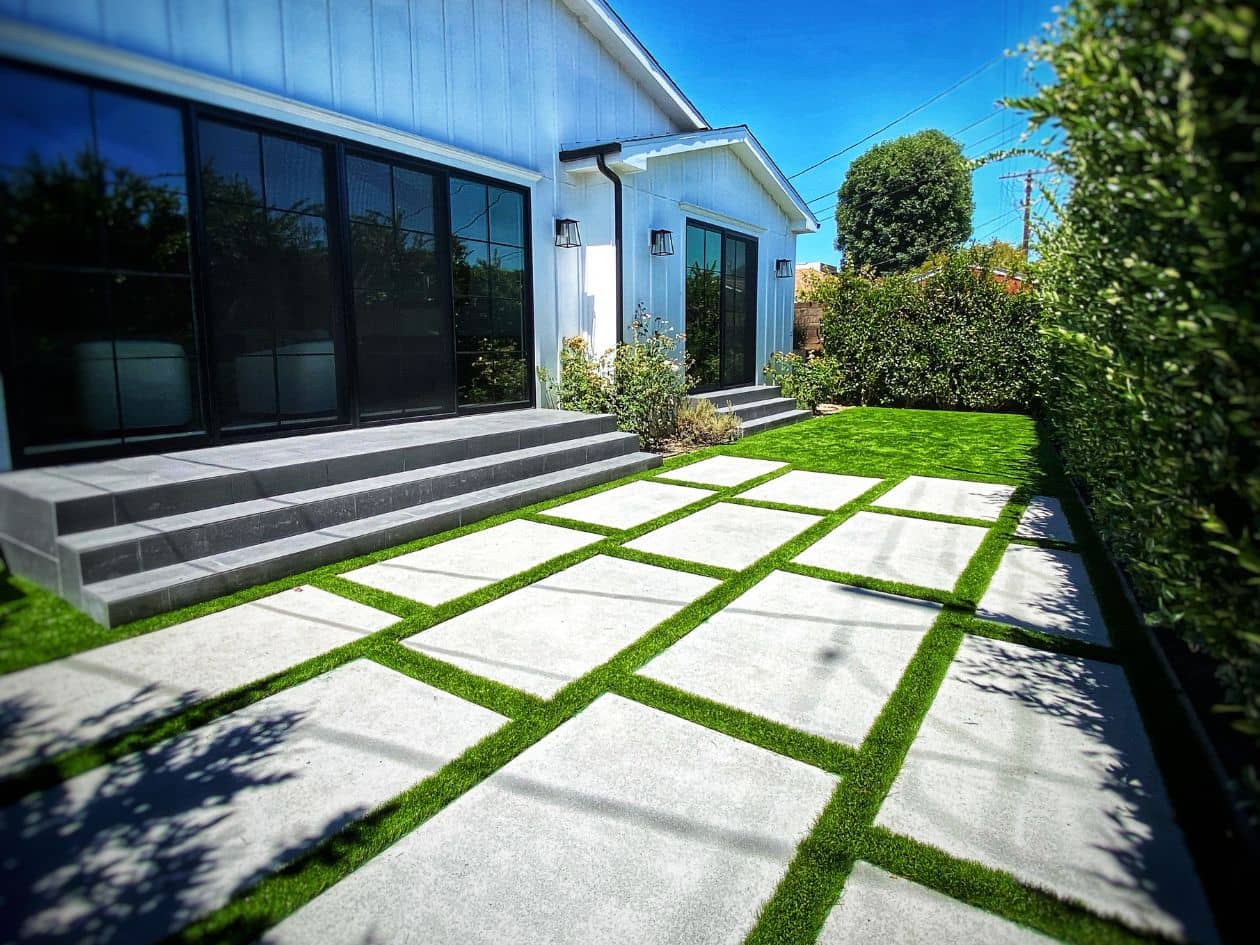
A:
<box><xmin>0</xmin><ymin>57</ymin><xmax>536</xmax><ymax>468</ymax></box>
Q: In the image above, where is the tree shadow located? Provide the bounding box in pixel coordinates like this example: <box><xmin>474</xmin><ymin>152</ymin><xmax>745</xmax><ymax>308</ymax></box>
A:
<box><xmin>930</xmin><ymin>638</ymin><xmax>1219</xmax><ymax>943</ymax></box>
<box><xmin>0</xmin><ymin>700</ymin><xmax>369</xmax><ymax>945</ymax></box>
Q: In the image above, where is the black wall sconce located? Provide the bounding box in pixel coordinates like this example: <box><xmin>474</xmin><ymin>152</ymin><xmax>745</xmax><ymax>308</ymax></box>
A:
<box><xmin>649</xmin><ymin>229</ymin><xmax>675</xmax><ymax>256</ymax></box>
<box><xmin>555</xmin><ymin>218</ymin><xmax>581</xmax><ymax>248</ymax></box>
<box><xmin>774</xmin><ymin>258</ymin><xmax>793</xmax><ymax>278</ymax></box>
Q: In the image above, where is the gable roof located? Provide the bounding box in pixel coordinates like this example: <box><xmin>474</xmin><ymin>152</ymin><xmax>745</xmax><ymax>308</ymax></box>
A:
<box><xmin>563</xmin><ymin>0</ymin><xmax>708</xmax><ymax>132</ymax></box>
<box><xmin>561</xmin><ymin>126</ymin><xmax>820</xmax><ymax>234</ymax></box>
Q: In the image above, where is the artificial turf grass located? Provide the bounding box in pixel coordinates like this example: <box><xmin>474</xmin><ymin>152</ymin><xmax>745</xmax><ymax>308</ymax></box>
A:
<box><xmin>0</xmin><ymin>408</ymin><xmax>1215</xmax><ymax>944</ymax></box>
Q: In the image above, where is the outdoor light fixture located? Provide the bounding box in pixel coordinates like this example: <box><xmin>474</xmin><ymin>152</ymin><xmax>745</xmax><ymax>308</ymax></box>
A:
<box><xmin>649</xmin><ymin>229</ymin><xmax>675</xmax><ymax>256</ymax></box>
<box><xmin>774</xmin><ymin>258</ymin><xmax>793</xmax><ymax>278</ymax></box>
<box><xmin>554</xmin><ymin>218</ymin><xmax>581</xmax><ymax>248</ymax></box>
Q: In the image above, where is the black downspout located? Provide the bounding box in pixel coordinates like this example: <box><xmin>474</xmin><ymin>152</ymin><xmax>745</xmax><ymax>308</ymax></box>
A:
<box><xmin>593</xmin><ymin>153</ymin><xmax>625</xmax><ymax>339</ymax></box>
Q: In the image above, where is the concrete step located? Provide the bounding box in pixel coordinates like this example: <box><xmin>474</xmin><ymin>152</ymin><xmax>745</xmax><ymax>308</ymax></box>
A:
<box><xmin>688</xmin><ymin>385</ymin><xmax>782</xmax><ymax>409</ymax></box>
<box><xmin>739</xmin><ymin>409</ymin><xmax>812</xmax><ymax>436</ymax></box>
<box><xmin>79</xmin><ymin>450</ymin><xmax>662</xmax><ymax>627</ymax></box>
<box><xmin>714</xmin><ymin>396</ymin><xmax>801</xmax><ymax>424</ymax></box>
<box><xmin>57</xmin><ymin>431</ymin><xmax>639</xmax><ymax>589</ymax></box>
<box><xmin>0</xmin><ymin>410</ymin><xmax>618</xmax><ymax>550</ymax></box>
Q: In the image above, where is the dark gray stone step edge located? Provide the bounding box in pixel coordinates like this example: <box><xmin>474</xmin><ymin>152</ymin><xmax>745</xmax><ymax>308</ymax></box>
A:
<box><xmin>79</xmin><ymin>450</ymin><xmax>662</xmax><ymax>627</ymax></box>
<box><xmin>60</xmin><ymin>431</ymin><xmax>640</xmax><ymax>588</ymax></box>
<box><xmin>16</xmin><ymin>413</ymin><xmax>619</xmax><ymax>545</ymax></box>
<box><xmin>739</xmin><ymin>409</ymin><xmax>812</xmax><ymax>435</ymax></box>
<box><xmin>688</xmin><ymin>384</ymin><xmax>782</xmax><ymax>409</ymax></box>
<box><xmin>715</xmin><ymin>396</ymin><xmax>801</xmax><ymax>423</ymax></box>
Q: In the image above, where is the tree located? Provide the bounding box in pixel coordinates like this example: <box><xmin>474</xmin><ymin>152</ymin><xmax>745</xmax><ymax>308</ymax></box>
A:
<box><xmin>833</xmin><ymin>130</ymin><xmax>973</xmax><ymax>274</ymax></box>
<box><xmin>911</xmin><ymin>239</ymin><xmax>1029</xmax><ymax>277</ymax></box>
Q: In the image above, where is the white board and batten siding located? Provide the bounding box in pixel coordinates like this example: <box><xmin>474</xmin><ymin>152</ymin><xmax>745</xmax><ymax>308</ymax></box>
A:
<box><xmin>0</xmin><ymin>0</ymin><xmax>807</xmax><ymax>467</ymax></box>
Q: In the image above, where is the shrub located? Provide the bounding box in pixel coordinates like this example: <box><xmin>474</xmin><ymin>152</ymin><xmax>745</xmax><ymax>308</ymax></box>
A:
<box><xmin>667</xmin><ymin>398</ymin><xmax>742</xmax><ymax>451</ymax></box>
<box><xmin>1015</xmin><ymin>1</ymin><xmax>1260</xmax><ymax>792</ymax></box>
<box><xmin>539</xmin><ymin>308</ymin><xmax>689</xmax><ymax>450</ymax></box>
<box><xmin>763</xmin><ymin>351</ymin><xmax>843</xmax><ymax>411</ymax></box>
<box><xmin>790</xmin><ymin>252</ymin><xmax>1046</xmax><ymax>412</ymax></box>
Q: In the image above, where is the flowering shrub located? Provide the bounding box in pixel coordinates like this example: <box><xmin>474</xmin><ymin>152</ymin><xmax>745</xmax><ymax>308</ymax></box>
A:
<box><xmin>539</xmin><ymin>307</ymin><xmax>693</xmax><ymax>450</ymax></box>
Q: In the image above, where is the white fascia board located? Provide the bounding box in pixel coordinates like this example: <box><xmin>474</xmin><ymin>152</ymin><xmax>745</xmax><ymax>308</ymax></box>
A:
<box><xmin>562</xmin><ymin>0</ymin><xmax>707</xmax><ymax>132</ymax></box>
<box><xmin>605</xmin><ymin>128</ymin><xmax>820</xmax><ymax>234</ymax></box>
<box><xmin>0</xmin><ymin>18</ymin><xmax>544</xmax><ymax>187</ymax></box>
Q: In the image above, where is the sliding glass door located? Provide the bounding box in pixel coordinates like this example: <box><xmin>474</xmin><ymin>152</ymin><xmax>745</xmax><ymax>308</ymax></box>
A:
<box><xmin>346</xmin><ymin>154</ymin><xmax>454</xmax><ymax>420</ymax></box>
<box><xmin>0</xmin><ymin>59</ymin><xmax>535</xmax><ymax>466</ymax></box>
<box><xmin>685</xmin><ymin>220</ymin><xmax>757</xmax><ymax>391</ymax></box>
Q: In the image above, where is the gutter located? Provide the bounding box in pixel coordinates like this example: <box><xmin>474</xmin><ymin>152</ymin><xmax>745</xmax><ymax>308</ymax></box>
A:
<box><xmin>558</xmin><ymin>142</ymin><xmax>625</xmax><ymax>338</ymax></box>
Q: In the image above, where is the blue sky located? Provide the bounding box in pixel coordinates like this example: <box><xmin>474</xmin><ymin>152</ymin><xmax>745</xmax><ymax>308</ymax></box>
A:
<box><xmin>613</xmin><ymin>0</ymin><xmax>1058</xmax><ymax>264</ymax></box>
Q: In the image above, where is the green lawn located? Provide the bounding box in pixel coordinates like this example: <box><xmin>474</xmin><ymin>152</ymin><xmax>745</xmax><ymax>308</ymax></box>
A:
<box><xmin>0</xmin><ymin>408</ymin><xmax>1225</xmax><ymax>944</ymax></box>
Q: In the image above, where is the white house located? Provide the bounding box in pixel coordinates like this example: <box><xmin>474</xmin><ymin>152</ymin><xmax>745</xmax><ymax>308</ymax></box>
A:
<box><xmin>0</xmin><ymin>0</ymin><xmax>816</xmax><ymax>471</ymax></box>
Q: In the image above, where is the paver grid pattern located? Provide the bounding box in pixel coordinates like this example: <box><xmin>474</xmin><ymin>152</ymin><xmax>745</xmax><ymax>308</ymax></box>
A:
<box><xmin>0</xmin><ymin>452</ymin><xmax>1216</xmax><ymax>945</ymax></box>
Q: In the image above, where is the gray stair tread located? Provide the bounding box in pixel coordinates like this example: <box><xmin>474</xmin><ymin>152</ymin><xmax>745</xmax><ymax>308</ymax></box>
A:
<box><xmin>60</xmin><ymin>432</ymin><xmax>636</xmax><ymax>553</ymax></box>
<box><xmin>741</xmin><ymin>410</ymin><xmax>812</xmax><ymax>432</ymax></box>
<box><xmin>689</xmin><ymin>385</ymin><xmax>780</xmax><ymax>403</ymax></box>
<box><xmin>83</xmin><ymin>452</ymin><xmax>659</xmax><ymax>606</ymax></box>
<box><xmin>1</xmin><ymin>410</ymin><xmax>616</xmax><ymax>503</ymax></box>
<box><xmin>715</xmin><ymin>397</ymin><xmax>798</xmax><ymax>415</ymax></box>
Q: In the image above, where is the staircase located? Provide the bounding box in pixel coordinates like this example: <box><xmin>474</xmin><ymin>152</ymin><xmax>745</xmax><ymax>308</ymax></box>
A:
<box><xmin>0</xmin><ymin>410</ymin><xmax>658</xmax><ymax>627</ymax></box>
<box><xmin>689</xmin><ymin>385</ymin><xmax>810</xmax><ymax>436</ymax></box>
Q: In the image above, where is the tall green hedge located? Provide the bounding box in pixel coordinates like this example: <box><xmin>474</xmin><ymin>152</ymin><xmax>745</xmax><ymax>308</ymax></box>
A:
<box><xmin>807</xmin><ymin>251</ymin><xmax>1045</xmax><ymax>413</ymax></box>
<box><xmin>1019</xmin><ymin>1</ymin><xmax>1260</xmax><ymax>787</ymax></box>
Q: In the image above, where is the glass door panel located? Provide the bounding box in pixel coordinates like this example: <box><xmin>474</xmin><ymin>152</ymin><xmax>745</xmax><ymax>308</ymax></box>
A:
<box><xmin>346</xmin><ymin>154</ymin><xmax>454</xmax><ymax>420</ymax></box>
<box><xmin>199</xmin><ymin>120</ymin><xmax>343</xmax><ymax>432</ymax></box>
<box><xmin>686</xmin><ymin>221</ymin><xmax>757</xmax><ymax>391</ymax></box>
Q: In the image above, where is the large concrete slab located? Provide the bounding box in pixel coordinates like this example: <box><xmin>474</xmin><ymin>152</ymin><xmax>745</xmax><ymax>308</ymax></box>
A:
<box><xmin>738</xmin><ymin>470</ymin><xmax>883</xmax><ymax>510</ymax></box>
<box><xmin>977</xmin><ymin>544</ymin><xmax>1109</xmax><ymax>645</ymax></box>
<box><xmin>876</xmin><ymin>636</ymin><xmax>1217</xmax><ymax>944</ymax></box>
<box><xmin>540</xmin><ymin>480</ymin><xmax>713</xmax><ymax>529</ymax></box>
<box><xmin>818</xmin><ymin>861</ymin><xmax>1056</xmax><ymax>944</ymax></box>
<box><xmin>873</xmin><ymin>476</ymin><xmax>1015</xmax><ymax>522</ymax></box>
<box><xmin>658</xmin><ymin>455</ymin><xmax>787</xmax><ymax>488</ymax></box>
<box><xmin>0</xmin><ymin>586</ymin><xmax>397</xmax><ymax>779</ymax></box>
<box><xmin>640</xmin><ymin>571</ymin><xmax>939</xmax><ymax>746</ymax></box>
<box><xmin>625</xmin><ymin>502</ymin><xmax>821</xmax><ymax>570</ymax></box>
<box><xmin>1015</xmin><ymin>495</ymin><xmax>1076</xmax><ymax>543</ymax></box>
<box><xmin>341</xmin><ymin>519</ymin><xmax>601</xmax><ymax>606</ymax></box>
<box><xmin>402</xmin><ymin>556</ymin><xmax>720</xmax><ymax>697</ymax></box>
<box><xmin>794</xmin><ymin>511</ymin><xmax>988</xmax><ymax>591</ymax></box>
<box><xmin>262</xmin><ymin>694</ymin><xmax>838</xmax><ymax>945</ymax></box>
<box><xmin>0</xmin><ymin>659</ymin><xmax>507</xmax><ymax>945</ymax></box>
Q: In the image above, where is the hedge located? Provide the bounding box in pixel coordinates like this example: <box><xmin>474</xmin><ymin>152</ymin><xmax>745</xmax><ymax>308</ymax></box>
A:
<box><xmin>1017</xmin><ymin>1</ymin><xmax>1260</xmax><ymax>795</ymax></box>
<box><xmin>796</xmin><ymin>250</ymin><xmax>1045</xmax><ymax>413</ymax></box>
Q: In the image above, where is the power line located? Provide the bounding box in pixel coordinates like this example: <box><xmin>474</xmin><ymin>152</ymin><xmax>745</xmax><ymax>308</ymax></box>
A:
<box><xmin>951</xmin><ymin>108</ymin><xmax>1003</xmax><ymax>136</ymax></box>
<box><xmin>787</xmin><ymin>53</ymin><xmax>1005</xmax><ymax>180</ymax></box>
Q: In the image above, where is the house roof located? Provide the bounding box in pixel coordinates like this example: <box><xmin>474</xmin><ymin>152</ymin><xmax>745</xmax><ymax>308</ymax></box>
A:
<box><xmin>560</xmin><ymin>126</ymin><xmax>820</xmax><ymax>235</ymax></box>
<box><xmin>563</xmin><ymin>0</ymin><xmax>708</xmax><ymax>132</ymax></box>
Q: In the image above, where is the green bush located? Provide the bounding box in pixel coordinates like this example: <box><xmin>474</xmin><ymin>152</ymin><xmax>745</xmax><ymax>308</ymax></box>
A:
<box><xmin>763</xmin><ymin>351</ymin><xmax>843</xmax><ymax>411</ymax></box>
<box><xmin>538</xmin><ymin>310</ymin><xmax>689</xmax><ymax>450</ymax></box>
<box><xmin>790</xmin><ymin>251</ymin><xmax>1045</xmax><ymax>412</ymax></box>
<box><xmin>1016</xmin><ymin>1</ymin><xmax>1260</xmax><ymax>788</ymax></box>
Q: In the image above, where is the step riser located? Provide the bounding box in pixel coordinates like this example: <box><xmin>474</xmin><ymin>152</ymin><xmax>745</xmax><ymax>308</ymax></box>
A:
<box><xmin>82</xmin><ymin>453</ymin><xmax>661</xmax><ymax>627</ymax></box>
<box><xmin>724</xmin><ymin>399</ymin><xmax>799</xmax><ymax>423</ymax></box>
<box><xmin>689</xmin><ymin>385</ymin><xmax>782</xmax><ymax>409</ymax></box>
<box><xmin>68</xmin><ymin>433</ymin><xmax>639</xmax><ymax>586</ymax></box>
<box><xmin>31</xmin><ymin>415</ymin><xmax>618</xmax><ymax>539</ymax></box>
<box><xmin>741</xmin><ymin>410</ymin><xmax>811</xmax><ymax>435</ymax></box>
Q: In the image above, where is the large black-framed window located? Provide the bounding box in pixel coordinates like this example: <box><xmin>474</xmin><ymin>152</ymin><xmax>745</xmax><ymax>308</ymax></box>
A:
<box><xmin>685</xmin><ymin>219</ymin><xmax>757</xmax><ymax>391</ymax></box>
<box><xmin>0</xmin><ymin>63</ymin><xmax>204</xmax><ymax>457</ymax></box>
<box><xmin>0</xmin><ymin>59</ymin><xmax>535</xmax><ymax>468</ymax></box>
<box><xmin>199</xmin><ymin>118</ymin><xmax>344</xmax><ymax>432</ymax></box>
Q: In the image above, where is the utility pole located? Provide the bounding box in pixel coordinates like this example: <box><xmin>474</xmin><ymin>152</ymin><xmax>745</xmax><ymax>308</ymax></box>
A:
<box><xmin>998</xmin><ymin>168</ymin><xmax>1054</xmax><ymax>256</ymax></box>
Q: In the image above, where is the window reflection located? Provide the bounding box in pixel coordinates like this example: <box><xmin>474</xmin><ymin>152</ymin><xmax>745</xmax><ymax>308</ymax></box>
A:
<box><xmin>346</xmin><ymin>154</ymin><xmax>450</xmax><ymax>420</ymax></box>
<box><xmin>450</xmin><ymin>179</ymin><xmax>528</xmax><ymax>406</ymax></box>
<box><xmin>200</xmin><ymin>120</ymin><xmax>340</xmax><ymax>431</ymax></box>
<box><xmin>0</xmin><ymin>65</ymin><xmax>201</xmax><ymax>455</ymax></box>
